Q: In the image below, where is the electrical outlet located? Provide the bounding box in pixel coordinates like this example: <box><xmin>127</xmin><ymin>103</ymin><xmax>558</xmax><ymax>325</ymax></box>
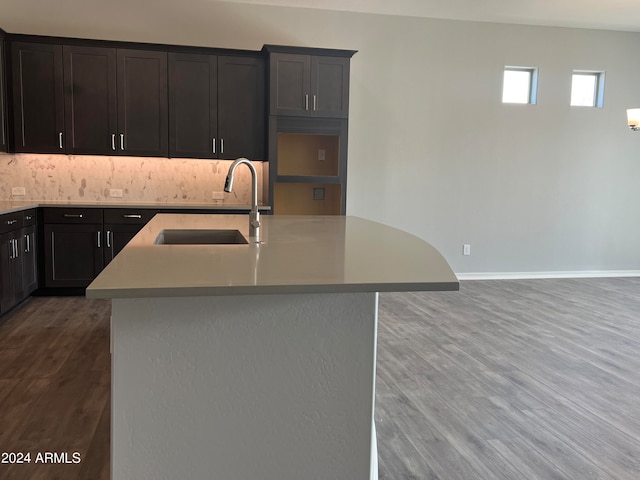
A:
<box><xmin>318</xmin><ymin>149</ymin><xmax>326</xmax><ymax>161</ymax></box>
<box><xmin>463</xmin><ymin>244</ymin><xmax>471</xmax><ymax>256</ymax></box>
<box><xmin>211</xmin><ymin>191</ymin><xmax>225</xmax><ymax>200</ymax></box>
<box><xmin>11</xmin><ymin>186</ymin><xmax>26</xmax><ymax>196</ymax></box>
<box><xmin>109</xmin><ymin>188</ymin><xmax>123</xmax><ymax>198</ymax></box>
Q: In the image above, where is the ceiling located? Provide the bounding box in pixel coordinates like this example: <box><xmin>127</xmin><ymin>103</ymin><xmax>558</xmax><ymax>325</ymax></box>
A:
<box><xmin>3</xmin><ymin>0</ymin><xmax>640</xmax><ymax>36</ymax></box>
<box><xmin>221</xmin><ymin>0</ymin><xmax>640</xmax><ymax>32</ymax></box>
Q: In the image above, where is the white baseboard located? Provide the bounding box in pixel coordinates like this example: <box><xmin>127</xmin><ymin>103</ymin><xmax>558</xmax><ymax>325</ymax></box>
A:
<box><xmin>456</xmin><ymin>270</ymin><xmax>640</xmax><ymax>281</ymax></box>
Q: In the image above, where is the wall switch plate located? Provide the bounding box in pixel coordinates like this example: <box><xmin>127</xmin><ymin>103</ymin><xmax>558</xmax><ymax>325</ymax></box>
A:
<box><xmin>463</xmin><ymin>244</ymin><xmax>471</xmax><ymax>256</ymax></box>
<box><xmin>318</xmin><ymin>149</ymin><xmax>326</xmax><ymax>161</ymax></box>
<box><xmin>211</xmin><ymin>191</ymin><xmax>225</xmax><ymax>200</ymax></box>
<box><xmin>11</xmin><ymin>187</ymin><xmax>26</xmax><ymax>196</ymax></box>
<box><xmin>109</xmin><ymin>188</ymin><xmax>123</xmax><ymax>198</ymax></box>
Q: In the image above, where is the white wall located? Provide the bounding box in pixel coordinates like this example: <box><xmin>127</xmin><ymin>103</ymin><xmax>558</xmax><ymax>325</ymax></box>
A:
<box><xmin>4</xmin><ymin>0</ymin><xmax>640</xmax><ymax>275</ymax></box>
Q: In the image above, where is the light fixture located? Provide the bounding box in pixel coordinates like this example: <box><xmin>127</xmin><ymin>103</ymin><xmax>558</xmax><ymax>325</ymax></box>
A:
<box><xmin>627</xmin><ymin>108</ymin><xmax>640</xmax><ymax>131</ymax></box>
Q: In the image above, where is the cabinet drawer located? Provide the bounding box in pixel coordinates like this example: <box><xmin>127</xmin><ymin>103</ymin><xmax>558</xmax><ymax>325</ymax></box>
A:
<box><xmin>0</xmin><ymin>212</ymin><xmax>23</xmax><ymax>235</ymax></box>
<box><xmin>103</xmin><ymin>208</ymin><xmax>157</xmax><ymax>225</ymax></box>
<box><xmin>43</xmin><ymin>207</ymin><xmax>103</xmax><ymax>224</ymax></box>
<box><xmin>23</xmin><ymin>209</ymin><xmax>37</xmax><ymax>227</ymax></box>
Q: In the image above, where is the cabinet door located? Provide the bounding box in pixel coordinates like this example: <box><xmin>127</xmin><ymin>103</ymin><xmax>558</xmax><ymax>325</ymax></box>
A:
<box><xmin>310</xmin><ymin>56</ymin><xmax>350</xmax><ymax>118</ymax></box>
<box><xmin>0</xmin><ymin>34</ymin><xmax>7</xmax><ymax>152</ymax></box>
<box><xmin>104</xmin><ymin>224</ymin><xmax>143</xmax><ymax>265</ymax></box>
<box><xmin>168</xmin><ymin>53</ymin><xmax>217</xmax><ymax>159</ymax></box>
<box><xmin>0</xmin><ymin>233</ymin><xmax>14</xmax><ymax>315</ymax></box>
<box><xmin>63</xmin><ymin>46</ymin><xmax>117</xmax><ymax>155</ymax></box>
<box><xmin>0</xmin><ymin>232</ymin><xmax>23</xmax><ymax>314</ymax></box>
<box><xmin>21</xmin><ymin>225</ymin><xmax>38</xmax><ymax>296</ymax></box>
<box><xmin>218</xmin><ymin>56</ymin><xmax>265</xmax><ymax>160</ymax></box>
<box><xmin>44</xmin><ymin>224</ymin><xmax>104</xmax><ymax>288</ymax></box>
<box><xmin>269</xmin><ymin>53</ymin><xmax>310</xmax><ymax>116</ymax></box>
<box><xmin>11</xmin><ymin>42</ymin><xmax>65</xmax><ymax>153</ymax></box>
<box><xmin>117</xmin><ymin>49</ymin><xmax>168</xmax><ymax>157</ymax></box>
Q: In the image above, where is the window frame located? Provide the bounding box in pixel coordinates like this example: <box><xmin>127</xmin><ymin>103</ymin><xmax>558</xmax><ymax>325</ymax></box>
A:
<box><xmin>502</xmin><ymin>66</ymin><xmax>538</xmax><ymax>105</ymax></box>
<box><xmin>570</xmin><ymin>70</ymin><xmax>605</xmax><ymax>108</ymax></box>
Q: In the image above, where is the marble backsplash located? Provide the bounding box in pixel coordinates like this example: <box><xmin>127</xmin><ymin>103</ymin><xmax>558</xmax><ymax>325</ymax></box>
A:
<box><xmin>0</xmin><ymin>153</ymin><xmax>264</xmax><ymax>205</ymax></box>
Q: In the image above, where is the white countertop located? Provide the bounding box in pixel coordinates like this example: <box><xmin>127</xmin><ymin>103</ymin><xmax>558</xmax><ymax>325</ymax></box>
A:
<box><xmin>86</xmin><ymin>214</ymin><xmax>459</xmax><ymax>298</ymax></box>
<box><xmin>0</xmin><ymin>200</ymin><xmax>270</xmax><ymax>215</ymax></box>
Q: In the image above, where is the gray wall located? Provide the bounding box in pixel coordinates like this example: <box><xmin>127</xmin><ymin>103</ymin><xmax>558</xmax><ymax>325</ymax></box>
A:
<box><xmin>4</xmin><ymin>0</ymin><xmax>640</xmax><ymax>275</ymax></box>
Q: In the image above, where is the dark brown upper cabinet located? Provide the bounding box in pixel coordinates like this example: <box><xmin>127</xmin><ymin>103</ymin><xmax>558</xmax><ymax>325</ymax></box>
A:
<box><xmin>217</xmin><ymin>56</ymin><xmax>265</xmax><ymax>160</ymax></box>
<box><xmin>64</xmin><ymin>45</ymin><xmax>117</xmax><ymax>155</ymax></box>
<box><xmin>11</xmin><ymin>42</ymin><xmax>65</xmax><ymax>153</ymax></box>
<box><xmin>117</xmin><ymin>49</ymin><xmax>168</xmax><ymax>157</ymax></box>
<box><xmin>169</xmin><ymin>53</ymin><xmax>264</xmax><ymax>160</ymax></box>
<box><xmin>0</xmin><ymin>30</ymin><xmax>7</xmax><ymax>152</ymax></box>
<box><xmin>168</xmin><ymin>53</ymin><xmax>217</xmax><ymax>159</ymax></box>
<box><xmin>12</xmin><ymin>42</ymin><xmax>167</xmax><ymax>157</ymax></box>
<box><xmin>268</xmin><ymin>51</ymin><xmax>352</xmax><ymax>118</ymax></box>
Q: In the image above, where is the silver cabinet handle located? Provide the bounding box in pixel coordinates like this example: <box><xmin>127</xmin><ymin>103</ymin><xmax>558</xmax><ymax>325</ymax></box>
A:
<box><xmin>305</xmin><ymin>94</ymin><xmax>309</xmax><ymax>110</ymax></box>
<box><xmin>120</xmin><ymin>134</ymin><xmax>125</xmax><ymax>151</ymax></box>
<box><xmin>8</xmin><ymin>239</ymin><xmax>14</xmax><ymax>260</ymax></box>
<box><xmin>221</xmin><ymin>138</ymin><xmax>224</xmax><ymax>154</ymax></box>
<box><xmin>212</xmin><ymin>138</ymin><xmax>216</xmax><ymax>154</ymax></box>
<box><xmin>25</xmin><ymin>234</ymin><xmax>30</xmax><ymax>253</ymax></box>
<box><xmin>59</xmin><ymin>132</ymin><xmax>63</xmax><ymax>149</ymax></box>
<box><xmin>97</xmin><ymin>231</ymin><xmax>101</xmax><ymax>248</ymax></box>
<box><xmin>25</xmin><ymin>215</ymin><xmax>32</xmax><ymax>221</ymax></box>
<box><xmin>313</xmin><ymin>94</ymin><xmax>317</xmax><ymax>111</ymax></box>
<box><xmin>123</xmin><ymin>214</ymin><xmax>142</xmax><ymax>219</ymax></box>
<box><xmin>106</xmin><ymin>230</ymin><xmax>112</xmax><ymax>248</ymax></box>
<box><xmin>112</xmin><ymin>134</ymin><xmax>116</xmax><ymax>151</ymax></box>
<box><xmin>63</xmin><ymin>213</ymin><xmax>84</xmax><ymax>218</ymax></box>
<box><xmin>6</xmin><ymin>219</ymin><xmax>17</xmax><ymax>225</ymax></box>
<box><xmin>13</xmin><ymin>239</ymin><xmax>19</xmax><ymax>259</ymax></box>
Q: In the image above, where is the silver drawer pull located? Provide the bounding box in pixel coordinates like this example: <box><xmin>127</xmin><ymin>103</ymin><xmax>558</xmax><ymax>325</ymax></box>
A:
<box><xmin>305</xmin><ymin>94</ymin><xmax>309</xmax><ymax>110</ymax></box>
<box><xmin>25</xmin><ymin>215</ymin><xmax>32</xmax><ymax>220</ymax></box>
<box><xmin>112</xmin><ymin>134</ymin><xmax>116</xmax><ymax>151</ymax></box>
<box><xmin>97</xmin><ymin>231</ymin><xmax>101</xmax><ymax>248</ymax></box>
<box><xmin>63</xmin><ymin>214</ymin><xmax>84</xmax><ymax>218</ymax></box>
<box><xmin>221</xmin><ymin>138</ymin><xmax>224</xmax><ymax>154</ymax></box>
<box><xmin>25</xmin><ymin>234</ymin><xmax>30</xmax><ymax>253</ymax></box>
<box><xmin>6</xmin><ymin>219</ymin><xmax>17</xmax><ymax>225</ymax></box>
<box><xmin>212</xmin><ymin>138</ymin><xmax>216</xmax><ymax>154</ymax></box>
<box><xmin>120</xmin><ymin>134</ymin><xmax>125</xmax><ymax>151</ymax></box>
<box><xmin>59</xmin><ymin>132</ymin><xmax>63</xmax><ymax>149</ymax></box>
<box><xmin>123</xmin><ymin>214</ymin><xmax>142</xmax><ymax>219</ymax></box>
<box><xmin>107</xmin><ymin>230</ymin><xmax>112</xmax><ymax>248</ymax></box>
<box><xmin>313</xmin><ymin>94</ymin><xmax>317</xmax><ymax>111</ymax></box>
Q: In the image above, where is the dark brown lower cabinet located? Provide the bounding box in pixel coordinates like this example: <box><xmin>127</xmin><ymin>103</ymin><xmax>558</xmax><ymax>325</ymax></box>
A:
<box><xmin>0</xmin><ymin>209</ymin><xmax>37</xmax><ymax>315</ymax></box>
<box><xmin>0</xmin><ymin>231</ymin><xmax>23</xmax><ymax>315</ymax></box>
<box><xmin>104</xmin><ymin>224</ymin><xmax>143</xmax><ymax>265</ymax></box>
<box><xmin>43</xmin><ymin>207</ymin><xmax>104</xmax><ymax>288</ymax></box>
<box><xmin>21</xmin><ymin>224</ymin><xmax>38</xmax><ymax>296</ymax></box>
<box><xmin>44</xmin><ymin>224</ymin><xmax>104</xmax><ymax>288</ymax></box>
<box><xmin>103</xmin><ymin>208</ymin><xmax>157</xmax><ymax>265</ymax></box>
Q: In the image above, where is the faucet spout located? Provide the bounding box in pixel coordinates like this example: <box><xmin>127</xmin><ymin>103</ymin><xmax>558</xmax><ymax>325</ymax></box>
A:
<box><xmin>224</xmin><ymin>158</ymin><xmax>260</xmax><ymax>241</ymax></box>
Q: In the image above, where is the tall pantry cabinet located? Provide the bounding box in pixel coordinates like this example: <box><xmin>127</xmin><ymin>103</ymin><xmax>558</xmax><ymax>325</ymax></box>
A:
<box><xmin>264</xmin><ymin>45</ymin><xmax>356</xmax><ymax>215</ymax></box>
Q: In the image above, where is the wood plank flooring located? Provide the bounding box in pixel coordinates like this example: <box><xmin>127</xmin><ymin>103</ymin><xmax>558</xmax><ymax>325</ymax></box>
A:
<box><xmin>0</xmin><ymin>277</ymin><xmax>638</xmax><ymax>479</ymax></box>
<box><xmin>377</xmin><ymin>277</ymin><xmax>640</xmax><ymax>479</ymax></box>
<box><xmin>0</xmin><ymin>297</ymin><xmax>110</xmax><ymax>480</ymax></box>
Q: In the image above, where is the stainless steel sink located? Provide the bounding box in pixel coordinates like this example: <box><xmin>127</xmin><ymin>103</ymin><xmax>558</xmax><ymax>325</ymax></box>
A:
<box><xmin>154</xmin><ymin>229</ymin><xmax>248</xmax><ymax>245</ymax></box>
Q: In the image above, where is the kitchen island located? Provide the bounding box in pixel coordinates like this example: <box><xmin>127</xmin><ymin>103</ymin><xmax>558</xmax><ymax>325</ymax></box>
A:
<box><xmin>86</xmin><ymin>213</ymin><xmax>458</xmax><ymax>480</ymax></box>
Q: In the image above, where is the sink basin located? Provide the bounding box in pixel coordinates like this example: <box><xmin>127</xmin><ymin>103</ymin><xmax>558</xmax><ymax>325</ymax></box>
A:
<box><xmin>154</xmin><ymin>229</ymin><xmax>248</xmax><ymax>245</ymax></box>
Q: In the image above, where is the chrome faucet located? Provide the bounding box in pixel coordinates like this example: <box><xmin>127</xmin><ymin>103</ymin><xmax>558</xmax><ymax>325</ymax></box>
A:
<box><xmin>224</xmin><ymin>158</ymin><xmax>260</xmax><ymax>241</ymax></box>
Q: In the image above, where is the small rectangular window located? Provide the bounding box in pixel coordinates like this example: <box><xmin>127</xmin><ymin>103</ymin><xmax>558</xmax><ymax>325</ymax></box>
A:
<box><xmin>502</xmin><ymin>67</ymin><xmax>538</xmax><ymax>104</ymax></box>
<box><xmin>570</xmin><ymin>71</ymin><xmax>605</xmax><ymax>107</ymax></box>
